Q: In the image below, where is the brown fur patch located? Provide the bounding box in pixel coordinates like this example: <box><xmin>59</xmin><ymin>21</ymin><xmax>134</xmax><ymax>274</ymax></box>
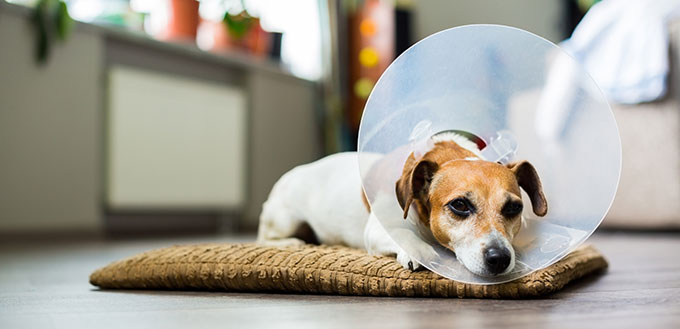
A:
<box><xmin>420</xmin><ymin>141</ymin><xmax>478</xmax><ymax>165</ymax></box>
<box><xmin>361</xmin><ymin>189</ymin><xmax>370</xmax><ymax>212</ymax></box>
<box><xmin>427</xmin><ymin>161</ymin><xmax>522</xmax><ymax>239</ymax></box>
<box><xmin>507</xmin><ymin>161</ymin><xmax>548</xmax><ymax>216</ymax></box>
<box><xmin>430</xmin><ymin>216</ymin><xmax>452</xmax><ymax>247</ymax></box>
<box><xmin>395</xmin><ymin>141</ymin><xmax>478</xmax><ymax>225</ymax></box>
<box><xmin>395</xmin><ymin>139</ymin><xmax>546</xmax><ymax>248</ymax></box>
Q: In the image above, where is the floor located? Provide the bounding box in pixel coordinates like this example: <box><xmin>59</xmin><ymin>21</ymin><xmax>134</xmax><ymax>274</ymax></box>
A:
<box><xmin>0</xmin><ymin>231</ymin><xmax>678</xmax><ymax>329</ymax></box>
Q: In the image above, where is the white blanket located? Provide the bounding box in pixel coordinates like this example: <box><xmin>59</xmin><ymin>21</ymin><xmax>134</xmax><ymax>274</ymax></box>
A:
<box><xmin>562</xmin><ymin>0</ymin><xmax>680</xmax><ymax>104</ymax></box>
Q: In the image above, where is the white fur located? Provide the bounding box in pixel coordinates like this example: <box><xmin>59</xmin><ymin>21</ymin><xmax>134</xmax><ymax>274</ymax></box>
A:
<box><xmin>430</xmin><ymin>132</ymin><xmax>482</xmax><ymax>157</ymax></box>
<box><xmin>257</xmin><ymin>133</ymin><xmax>515</xmax><ymax>275</ymax></box>
<box><xmin>256</xmin><ymin>152</ymin><xmax>420</xmax><ymax>270</ymax></box>
<box><xmin>447</xmin><ymin>227</ymin><xmax>516</xmax><ymax>276</ymax></box>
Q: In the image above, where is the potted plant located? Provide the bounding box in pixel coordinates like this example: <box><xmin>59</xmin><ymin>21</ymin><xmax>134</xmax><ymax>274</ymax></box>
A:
<box><xmin>223</xmin><ymin>8</ymin><xmax>269</xmax><ymax>56</ymax></box>
<box><xmin>32</xmin><ymin>0</ymin><xmax>73</xmax><ymax>64</ymax></box>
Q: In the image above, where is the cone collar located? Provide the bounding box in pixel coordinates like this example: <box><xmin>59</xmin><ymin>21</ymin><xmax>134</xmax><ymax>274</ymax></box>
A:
<box><xmin>358</xmin><ymin>25</ymin><xmax>621</xmax><ymax>284</ymax></box>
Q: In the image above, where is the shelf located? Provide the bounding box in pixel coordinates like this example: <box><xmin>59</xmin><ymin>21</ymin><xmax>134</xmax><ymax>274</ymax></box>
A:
<box><xmin>0</xmin><ymin>1</ymin><xmax>313</xmax><ymax>83</ymax></box>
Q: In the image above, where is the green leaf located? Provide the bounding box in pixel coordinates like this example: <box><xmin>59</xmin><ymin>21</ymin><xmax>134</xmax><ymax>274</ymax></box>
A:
<box><xmin>55</xmin><ymin>1</ymin><xmax>73</xmax><ymax>41</ymax></box>
<box><xmin>32</xmin><ymin>0</ymin><xmax>73</xmax><ymax>64</ymax></box>
<box><xmin>32</xmin><ymin>0</ymin><xmax>51</xmax><ymax>63</ymax></box>
<box><xmin>223</xmin><ymin>11</ymin><xmax>253</xmax><ymax>40</ymax></box>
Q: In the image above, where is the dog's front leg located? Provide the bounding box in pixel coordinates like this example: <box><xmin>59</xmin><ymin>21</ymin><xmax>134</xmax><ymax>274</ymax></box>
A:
<box><xmin>364</xmin><ymin>212</ymin><xmax>422</xmax><ymax>271</ymax></box>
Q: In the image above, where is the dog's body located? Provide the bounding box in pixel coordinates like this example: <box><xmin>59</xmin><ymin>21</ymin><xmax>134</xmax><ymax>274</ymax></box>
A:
<box><xmin>257</xmin><ymin>132</ymin><xmax>547</xmax><ymax>276</ymax></box>
<box><xmin>256</xmin><ymin>150</ymin><xmax>430</xmax><ymax>270</ymax></box>
<box><xmin>257</xmin><ymin>152</ymin><xmax>370</xmax><ymax>249</ymax></box>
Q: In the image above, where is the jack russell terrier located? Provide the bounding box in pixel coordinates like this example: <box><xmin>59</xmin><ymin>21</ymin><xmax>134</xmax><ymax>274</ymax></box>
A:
<box><xmin>257</xmin><ymin>132</ymin><xmax>547</xmax><ymax>276</ymax></box>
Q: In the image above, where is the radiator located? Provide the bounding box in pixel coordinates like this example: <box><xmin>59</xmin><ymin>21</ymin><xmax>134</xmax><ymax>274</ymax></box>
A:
<box><xmin>107</xmin><ymin>65</ymin><xmax>246</xmax><ymax>210</ymax></box>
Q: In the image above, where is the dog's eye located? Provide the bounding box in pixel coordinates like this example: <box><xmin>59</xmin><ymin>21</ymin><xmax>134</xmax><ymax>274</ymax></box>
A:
<box><xmin>448</xmin><ymin>198</ymin><xmax>473</xmax><ymax>218</ymax></box>
<box><xmin>501</xmin><ymin>201</ymin><xmax>523</xmax><ymax>218</ymax></box>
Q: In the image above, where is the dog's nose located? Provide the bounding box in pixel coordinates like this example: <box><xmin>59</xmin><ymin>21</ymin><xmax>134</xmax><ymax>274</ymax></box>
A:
<box><xmin>484</xmin><ymin>247</ymin><xmax>511</xmax><ymax>275</ymax></box>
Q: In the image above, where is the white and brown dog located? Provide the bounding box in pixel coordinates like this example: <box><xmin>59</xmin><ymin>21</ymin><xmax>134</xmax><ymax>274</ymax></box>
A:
<box><xmin>257</xmin><ymin>132</ymin><xmax>547</xmax><ymax>276</ymax></box>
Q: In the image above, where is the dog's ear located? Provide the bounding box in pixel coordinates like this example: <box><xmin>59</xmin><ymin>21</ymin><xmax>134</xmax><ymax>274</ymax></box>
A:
<box><xmin>395</xmin><ymin>154</ymin><xmax>439</xmax><ymax>219</ymax></box>
<box><xmin>507</xmin><ymin>161</ymin><xmax>548</xmax><ymax>216</ymax></box>
<box><xmin>395</xmin><ymin>154</ymin><xmax>417</xmax><ymax>218</ymax></box>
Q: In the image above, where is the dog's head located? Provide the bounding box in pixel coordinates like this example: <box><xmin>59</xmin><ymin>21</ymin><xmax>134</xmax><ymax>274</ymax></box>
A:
<box><xmin>395</xmin><ymin>144</ymin><xmax>547</xmax><ymax>276</ymax></box>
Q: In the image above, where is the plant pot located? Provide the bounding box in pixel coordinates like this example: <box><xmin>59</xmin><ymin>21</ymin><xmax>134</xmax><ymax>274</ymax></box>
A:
<box><xmin>160</xmin><ymin>0</ymin><xmax>200</xmax><ymax>41</ymax></box>
<box><xmin>227</xmin><ymin>18</ymin><xmax>270</xmax><ymax>57</ymax></box>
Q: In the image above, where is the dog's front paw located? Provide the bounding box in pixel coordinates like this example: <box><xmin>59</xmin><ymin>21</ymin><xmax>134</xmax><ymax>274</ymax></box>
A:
<box><xmin>396</xmin><ymin>250</ymin><xmax>423</xmax><ymax>271</ymax></box>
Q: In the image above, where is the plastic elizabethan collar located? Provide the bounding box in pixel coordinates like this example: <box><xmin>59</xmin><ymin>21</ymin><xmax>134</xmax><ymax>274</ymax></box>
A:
<box><xmin>357</xmin><ymin>25</ymin><xmax>621</xmax><ymax>284</ymax></box>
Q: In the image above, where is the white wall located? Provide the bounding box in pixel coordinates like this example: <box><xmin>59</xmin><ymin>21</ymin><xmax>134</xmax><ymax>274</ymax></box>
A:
<box><xmin>0</xmin><ymin>10</ymin><xmax>103</xmax><ymax>233</ymax></box>
<box><xmin>245</xmin><ymin>70</ymin><xmax>320</xmax><ymax>226</ymax></box>
<box><xmin>412</xmin><ymin>0</ymin><xmax>565</xmax><ymax>43</ymax></box>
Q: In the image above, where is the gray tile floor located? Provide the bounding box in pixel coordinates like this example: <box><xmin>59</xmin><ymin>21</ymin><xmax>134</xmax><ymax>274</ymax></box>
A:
<box><xmin>1</xmin><ymin>232</ymin><xmax>679</xmax><ymax>329</ymax></box>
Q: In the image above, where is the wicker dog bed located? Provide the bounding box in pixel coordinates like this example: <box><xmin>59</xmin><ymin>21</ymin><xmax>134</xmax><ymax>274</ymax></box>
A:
<box><xmin>90</xmin><ymin>243</ymin><xmax>607</xmax><ymax>298</ymax></box>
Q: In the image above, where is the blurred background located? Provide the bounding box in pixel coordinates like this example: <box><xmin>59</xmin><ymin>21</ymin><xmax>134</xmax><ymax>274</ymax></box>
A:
<box><xmin>1</xmin><ymin>0</ymin><xmax>678</xmax><ymax>239</ymax></box>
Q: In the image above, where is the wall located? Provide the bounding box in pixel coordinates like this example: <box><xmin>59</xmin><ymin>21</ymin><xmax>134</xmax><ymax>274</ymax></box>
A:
<box><xmin>0</xmin><ymin>10</ymin><xmax>103</xmax><ymax>234</ymax></box>
<box><xmin>0</xmin><ymin>5</ymin><xmax>321</xmax><ymax>234</ymax></box>
<box><xmin>246</xmin><ymin>71</ymin><xmax>320</xmax><ymax>227</ymax></box>
<box><xmin>412</xmin><ymin>0</ymin><xmax>566</xmax><ymax>43</ymax></box>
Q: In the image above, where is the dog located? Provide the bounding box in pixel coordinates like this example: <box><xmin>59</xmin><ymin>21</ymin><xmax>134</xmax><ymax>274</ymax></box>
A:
<box><xmin>257</xmin><ymin>132</ymin><xmax>547</xmax><ymax>276</ymax></box>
